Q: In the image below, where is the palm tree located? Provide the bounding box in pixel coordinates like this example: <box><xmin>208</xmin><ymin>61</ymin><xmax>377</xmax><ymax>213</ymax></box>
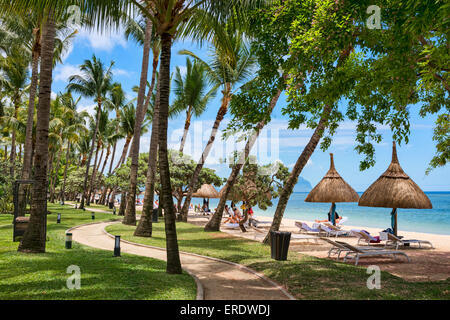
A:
<box><xmin>130</xmin><ymin>0</ymin><xmax>267</xmax><ymax>273</ymax></box>
<box><xmin>67</xmin><ymin>55</ymin><xmax>114</xmax><ymax>209</ymax></box>
<box><xmin>4</xmin><ymin>0</ymin><xmax>130</xmax><ymax>254</ymax></box>
<box><xmin>172</xmin><ymin>57</ymin><xmax>217</xmax><ymax>153</ymax></box>
<box><xmin>0</xmin><ymin>48</ymin><xmax>30</xmax><ymax>177</ymax></box>
<box><xmin>122</xmin><ymin>12</ymin><xmax>156</xmax><ymax>226</ymax></box>
<box><xmin>178</xmin><ymin>27</ymin><xmax>256</xmax><ymax>222</ymax></box>
<box><xmin>57</xmin><ymin>92</ymin><xmax>88</xmax><ymax>204</ymax></box>
<box><xmin>17</xmin><ymin>10</ymin><xmax>56</xmax><ymax>253</ymax></box>
<box><xmin>1</xmin><ymin>13</ymin><xmax>77</xmax><ymax>183</ymax></box>
<box><xmin>205</xmin><ymin>86</ymin><xmax>283</xmax><ymax>231</ymax></box>
<box><xmin>104</xmin><ymin>82</ymin><xmax>127</xmax><ymax>175</ymax></box>
<box><xmin>98</xmin><ymin>119</ymin><xmax>121</xmax><ymax>204</ymax></box>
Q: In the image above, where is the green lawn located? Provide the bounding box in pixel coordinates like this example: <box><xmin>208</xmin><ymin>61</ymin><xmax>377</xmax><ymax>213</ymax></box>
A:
<box><xmin>106</xmin><ymin>221</ymin><xmax>450</xmax><ymax>300</ymax></box>
<box><xmin>0</xmin><ymin>204</ymin><xmax>196</xmax><ymax>300</ymax></box>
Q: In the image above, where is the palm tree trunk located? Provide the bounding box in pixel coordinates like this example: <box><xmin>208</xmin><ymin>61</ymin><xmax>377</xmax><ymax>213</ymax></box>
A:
<box><xmin>22</xmin><ymin>27</ymin><xmax>40</xmax><ymax>181</ymax></box>
<box><xmin>118</xmin><ymin>192</ymin><xmax>127</xmax><ymax>216</ymax></box>
<box><xmin>10</xmin><ymin>98</ymin><xmax>19</xmax><ymax>176</ymax></box>
<box><xmin>262</xmin><ymin>104</ymin><xmax>332</xmax><ymax>244</ymax></box>
<box><xmin>180</xmin><ymin>84</ymin><xmax>232</xmax><ymax>222</ymax></box>
<box><xmin>123</xmin><ymin>18</ymin><xmax>153</xmax><ymax>226</ymax></box>
<box><xmin>60</xmin><ymin>142</ymin><xmax>71</xmax><ymax>204</ymax></box>
<box><xmin>159</xmin><ymin>33</ymin><xmax>182</xmax><ymax>274</ymax></box>
<box><xmin>80</xmin><ymin>101</ymin><xmax>102</xmax><ymax>209</ymax></box>
<box><xmin>108</xmin><ymin>141</ymin><xmax>117</xmax><ymax>175</ymax></box>
<box><xmin>115</xmin><ymin>134</ymin><xmax>132</xmax><ymax>170</ymax></box>
<box><xmin>86</xmin><ymin>137</ymin><xmax>101</xmax><ymax>205</ymax></box>
<box><xmin>18</xmin><ymin>13</ymin><xmax>55</xmax><ymax>253</ymax></box>
<box><xmin>98</xmin><ymin>145</ymin><xmax>110</xmax><ymax>203</ymax></box>
<box><xmin>49</xmin><ymin>147</ymin><xmax>63</xmax><ymax>202</ymax></box>
<box><xmin>135</xmin><ymin>78</ymin><xmax>161</xmax><ymax>237</ymax></box>
<box><xmin>179</xmin><ymin>107</ymin><xmax>192</xmax><ymax>153</ymax></box>
<box><xmin>205</xmin><ymin>88</ymin><xmax>282</xmax><ymax>231</ymax></box>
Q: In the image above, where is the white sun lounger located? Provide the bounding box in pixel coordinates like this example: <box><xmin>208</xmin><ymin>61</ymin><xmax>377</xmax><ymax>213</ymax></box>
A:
<box><xmin>295</xmin><ymin>221</ymin><xmax>321</xmax><ymax>234</ymax></box>
<box><xmin>319</xmin><ymin>237</ymin><xmax>382</xmax><ymax>260</ymax></box>
<box><xmin>336</xmin><ymin>241</ymin><xmax>410</xmax><ymax>266</ymax></box>
<box><xmin>385</xmin><ymin>233</ymin><xmax>434</xmax><ymax>249</ymax></box>
<box><xmin>351</xmin><ymin>230</ymin><xmax>383</xmax><ymax>246</ymax></box>
<box><xmin>318</xmin><ymin>224</ymin><xmax>351</xmax><ymax>237</ymax></box>
<box><xmin>249</xmin><ymin>218</ymin><xmax>272</xmax><ymax>228</ymax></box>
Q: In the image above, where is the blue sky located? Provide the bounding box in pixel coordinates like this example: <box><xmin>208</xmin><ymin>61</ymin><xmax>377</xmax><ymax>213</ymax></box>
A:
<box><xmin>51</xmin><ymin>27</ymin><xmax>450</xmax><ymax>192</ymax></box>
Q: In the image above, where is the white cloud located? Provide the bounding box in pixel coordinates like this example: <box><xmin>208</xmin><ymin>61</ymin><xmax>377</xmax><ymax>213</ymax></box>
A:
<box><xmin>78</xmin><ymin>103</ymin><xmax>97</xmax><ymax>117</ymax></box>
<box><xmin>113</xmin><ymin>68</ymin><xmax>132</xmax><ymax>77</ymax></box>
<box><xmin>77</xmin><ymin>27</ymin><xmax>127</xmax><ymax>52</ymax></box>
<box><xmin>54</xmin><ymin>64</ymin><xmax>82</xmax><ymax>82</ymax></box>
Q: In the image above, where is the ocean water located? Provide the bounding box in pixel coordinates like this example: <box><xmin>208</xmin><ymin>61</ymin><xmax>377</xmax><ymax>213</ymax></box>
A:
<box><xmin>199</xmin><ymin>192</ymin><xmax>450</xmax><ymax>235</ymax></box>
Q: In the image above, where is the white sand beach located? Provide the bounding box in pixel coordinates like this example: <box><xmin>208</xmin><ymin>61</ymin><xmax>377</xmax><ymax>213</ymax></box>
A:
<box><xmin>187</xmin><ymin>213</ymin><xmax>450</xmax><ymax>282</ymax></box>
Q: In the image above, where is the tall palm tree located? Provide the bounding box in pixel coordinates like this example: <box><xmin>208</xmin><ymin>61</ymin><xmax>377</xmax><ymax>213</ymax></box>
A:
<box><xmin>104</xmin><ymin>82</ymin><xmax>126</xmax><ymax>176</ymax></box>
<box><xmin>57</xmin><ymin>92</ymin><xmax>87</xmax><ymax>204</ymax></box>
<box><xmin>4</xmin><ymin>0</ymin><xmax>130</xmax><ymax>254</ymax></box>
<box><xmin>205</xmin><ymin>85</ymin><xmax>283</xmax><ymax>231</ymax></box>
<box><xmin>0</xmin><ymin>48</ymin><xmax>30</xmax><ymax>177</ymax></box>
<box><xmin>17</xmin><ymin>10</ymin><xmax>56</xmax><ymax>253</ymax></box>
<box><xmin>67</xmin><ymin>55</ymin><xmax>114</xmax><ymax>209</ymax></box>
<box><xmin>172</xmin><ymin>57</ymin><xmax>217</xmax><ymax>153</ymax></box>
<box><xmin>1</xmin><ymin>13</ymin><xmax>77</xmax><ymax>183</ymax></box>
<box><xmin>130</xmin><ymin>0</ymin><xmax>267</xmax><ymax>273</ymax></box>
<box><xmin>179</xmin><ymin>27</ymin><xmax>256</xmax><ymax>222</ymax></box>
<box><xmin>122</xmin><ymin>12</ymin><xmax>156</xmax><ymax>226</ymax></box>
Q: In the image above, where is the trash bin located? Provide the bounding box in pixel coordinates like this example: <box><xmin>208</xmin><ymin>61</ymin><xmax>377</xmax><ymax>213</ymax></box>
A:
<box><xmin>152</xmin><ymin>208</ymin><xmax>158</xmax><ymax>222</ymax></box>
<box><xmin>109</xmin><ymin>202</ymin><xmax>114</xmax><ymax>209</ymax></box>
<box><xmin>270</xmin><ymin>231</ymin><xmax>291</xmax><ymax>261</ymax></box>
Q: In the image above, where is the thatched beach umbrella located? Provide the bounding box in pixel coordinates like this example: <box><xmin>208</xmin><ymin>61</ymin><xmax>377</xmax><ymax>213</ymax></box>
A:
<box><xmin>192</xmin><ymin>184</ymin><xmax>220</xmax><ymax>199</ymax></box>
<box><xmin>305</xmin><ymin>153</ymin><xmax>359</xmax><ymax>225</ymax></box>
<box><xmin>192</xmin><ymin>184</ymin><xmax>219</xmax><ymax>209</ymax></box>
<box><xmin>358</xmin><ymin>142</ymin><xmax>432</xmax><ymax>236</ymax></box>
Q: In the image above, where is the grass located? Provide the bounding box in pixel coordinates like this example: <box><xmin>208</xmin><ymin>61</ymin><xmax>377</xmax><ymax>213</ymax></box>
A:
<box><xmin>106</xmin><ymin>221</ymin><xmax>450</xmax><ymax>300</ymax></box>
<box><xmin>0</xmin><ymin>203</ymin><xmax>196</xmax><ymax>300</ymax></box>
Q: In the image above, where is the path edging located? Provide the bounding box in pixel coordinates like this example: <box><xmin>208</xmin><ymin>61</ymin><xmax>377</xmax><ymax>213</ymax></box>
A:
<box><xmin>103</xmin><ymin>221</ymin><xmax>295</xmax><ymax>300</ymax></box>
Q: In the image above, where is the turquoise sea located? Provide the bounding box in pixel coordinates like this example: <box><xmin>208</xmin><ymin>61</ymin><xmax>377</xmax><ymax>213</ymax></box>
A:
<box><xmin>197</xmin><ymin>192</ymin><xmax>450</xmax><ymax>235</ymax></box>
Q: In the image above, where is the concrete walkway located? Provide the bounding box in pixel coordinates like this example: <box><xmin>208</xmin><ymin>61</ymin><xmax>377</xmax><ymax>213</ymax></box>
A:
<box><xmin>71</xmin><ymin>221</ymin><xmax>294</xmax><ymax>300</ymax></box>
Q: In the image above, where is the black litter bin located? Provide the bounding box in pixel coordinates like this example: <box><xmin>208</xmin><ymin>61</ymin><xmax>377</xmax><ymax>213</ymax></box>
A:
<box><xmin>152</xmin><ymin>208</ymin><xmax>158</xmax><ymax>222</ymax></box>
<box><xmin>109</xmin><ymin>202</ymin><xmax>114</xmax><ymax>209</ymax></box>
<box><xmin>270</xmin><ymin>231</ymin><xmax>291</xmax><ymax>261</ymax></box>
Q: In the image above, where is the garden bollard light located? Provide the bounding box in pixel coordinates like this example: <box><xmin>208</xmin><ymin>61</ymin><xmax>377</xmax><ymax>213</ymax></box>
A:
<box><xmin>114</xmin><ymin>236</ymin><xmax>121</xmax><ymax>257</ymax></box>
<box><xmin>66</xmin><ymin>233</ymin><xmax>72</xmax><ymax>249</ymax></box>
<box><xmin>113</xmin><ymin>207</ymin><xmax>116</xmax><ymax>215</ymax></box>
<box><xmin>91</xmin><ymin>212</ymin><xmax>95</xmax><ymax>220</ymax></box>
<box><xmin>57</xmin><ymin>213</ymin><xmax>61</xmax><ymax>224</ymax></box>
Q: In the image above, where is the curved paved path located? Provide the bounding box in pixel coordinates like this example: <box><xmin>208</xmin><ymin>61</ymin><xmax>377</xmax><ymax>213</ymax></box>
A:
<box><xmin>71</xmin><ymin>221</ymin><xmax>294</xmax><ymax>300</ymax></box>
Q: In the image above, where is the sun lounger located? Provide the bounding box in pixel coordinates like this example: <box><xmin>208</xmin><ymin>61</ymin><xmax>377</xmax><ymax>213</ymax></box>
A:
<box><xmin>336</xmin><ymin>241</ymin><xmax>410</xmax><ymax>266</ymax></box>
<box><xmin>351</xmin><ymin>230</ymin><xmax>383</xmax><ymax>245</ymax></box>
<box><xmin>295</xmin><ymin>221</ymin><xmax>321</xmax><ymax>234</ymax></box>
<box><xmin>384</xmin><ymin>233</ymin><xmax>434</xmax><ymax>249</ymax></box>
<box><xmin>320</xmin><ymin>237</ymin><xmax>383</xmax><ymax>260</ymax></box>
<box><xmin>318</xmin><ymin>224</ymin><xmax>350</xmax><ymax>237</ymax></box>
<box><xmin>249</xmin><ymin>218</ymin><xmax>272</xmax><ymax>228</ymax></box>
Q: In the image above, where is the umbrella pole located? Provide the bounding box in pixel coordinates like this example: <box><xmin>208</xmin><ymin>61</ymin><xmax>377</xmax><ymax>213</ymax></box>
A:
<box><xmin>390</xmin><ymin>208</ymin><xmax>398</xmax><ymax>236</ymax></box>
<box><xmin>330</xmin><ymin>202</ymin><xmax>336</xmax><ymax>226</ymax></box>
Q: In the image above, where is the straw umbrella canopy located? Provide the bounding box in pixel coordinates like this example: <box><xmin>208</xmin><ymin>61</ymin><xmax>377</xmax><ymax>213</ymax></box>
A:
<box><xmin>192</xmin><ymin>184</ymin><xmax>220</xmax><ymax>199</ymax></box>
<box><xmin>305</xmin><ymin>153</ymin><xmax>359</xmax><ymax>225</ymax></box>
<box><xmin>359</xmin><ymin>142</ymin><xmax>432</xmax><ymax>235</ymax></box>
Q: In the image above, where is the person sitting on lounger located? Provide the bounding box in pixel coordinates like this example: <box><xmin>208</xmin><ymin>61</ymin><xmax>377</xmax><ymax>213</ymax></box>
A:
<box><xmin>225</xmin><ymin>205</ymin><xmax>233</xmax><ymax>217</ymax></box>
<box><xmin>315</xmin><ymin>211</ymin><xmax>342</xmax><ymax>224</ymax></box>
